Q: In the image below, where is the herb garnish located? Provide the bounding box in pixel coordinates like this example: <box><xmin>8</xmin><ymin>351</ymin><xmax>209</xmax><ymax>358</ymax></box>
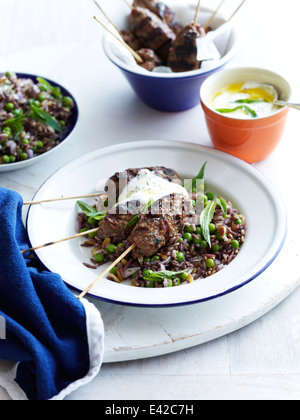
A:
<box><xmin>143</xmin><ymin>270</ymin><xmax>189</xmax><ymax>282</ymax></box>
<box><xmin>3</xmin><ymin>103</ymin><xmax>62</xmax><ymax>139</ymax></box>
<box><xmin>215</xmin><ymin>197</ymin><xmax>227</xmax><ymax>217</ymax></box>
<box><xmin>125</xmin><ymin>198</ymin><xmax>154</xmax><ymax>228</ymax></box>
<box><xmin>200</xmin><ymin>200</ymin><xmax>217</xmax><ymax>247</ymax></box>
<box><xmin>184</xmin><ymin>161</ymin><xmax>207</xmax><ymax>193</ymax></box>
<box><xmin>36</xmin><ymin>76</ymin><xmax>62</xmax><ymax>99</ymax></box>
<box><xmin>233</xmin><ymin>99</ymin><xmax>267</xmax><ymax>104</ymax></box>
<box><xmin>31</xmin><ymin>104</ymin><xmax>62</xmax><ymax>132</ymax></box>
<box><xmin>3</xmin><ymin>113</ymin><xmax>29</xmax><ymax>138</ymax></box>
<box><xmin>77</xmin><ymin>200</ymin><xmax>107</xmax><ymax>224</ymax></box>
<box><xmin>216</xmin><ymin>105</ymin><xmax>257</xmax><ymax>118</ymax></box>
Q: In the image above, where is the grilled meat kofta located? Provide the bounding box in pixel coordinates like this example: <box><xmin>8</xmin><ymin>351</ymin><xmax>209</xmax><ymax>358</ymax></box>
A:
<box><xmin>136</xmin><ymin>48</ymin><xmax>163</xmax><ymax>71</ymax></box>
<box><xmin>129</xmin><ymin>7</ymin><xmax>176</xmax><ymax>60</ymax></box>
<box><xmin>96</xmin><ymin>167</ymin><xmax>194</xmax><ymax>257</ymax></box>
<box><xmin>133</xmin><ymin>0</ymin><xmax>182</xmax><ymax>35</ymax></box>
<box><xmin>167</xmin><ymin>23</ymin><xmax>206</xmax><ymax>72</ymax></box>
<box><xmin>129</xmin><ymin>192</ymin><xmax>195</xmax><ymax>259</ymax></box>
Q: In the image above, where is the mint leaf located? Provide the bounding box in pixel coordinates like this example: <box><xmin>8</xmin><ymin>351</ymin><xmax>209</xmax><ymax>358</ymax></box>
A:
<box><xmin>216</xmin><ymin>105</ymin><xmax>257</xmax><ymax>118</ymax></box>
<box><xmin>37</xmin><ymin>76</ymin><xmax>62</xmax><ymax>99</ymax></box>
<box><xmin>184</xmin><ymin>161</ymin><xmax>207</xmax><ymax>193</ymax></box>
<box><xmin>216</xmin><ymin>197</ymin><xmax>227</xmax><ymax>217</ymax></box>
<box><xmin>200</xmin><ymin>200</ymin><xmax>217</xmax><ymax>247</ymax></box>
<box><xmin>31</xmin><ymin>104</ymin><xmax>62</xmax><ymax>132</ymax></box>
<box><xmin>3</xmin><ymin>113</ymin><xmax>28</xmax><ymax>138</ymax></box>
<box><xmin>77</xmin><ymin>200</ymin><xmax>107</xmax><ymax>222</ymax></box>
<box><xmin>143</xmin><ymin>270</ymin><xmax>188</xmax><ymax>282</ymax></box>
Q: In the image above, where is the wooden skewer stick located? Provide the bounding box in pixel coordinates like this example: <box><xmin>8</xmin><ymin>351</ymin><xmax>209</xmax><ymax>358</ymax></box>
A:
<box><xmin>93</xmin><ymin>0</ymin><xmax>122</xmax><ymax>36</ymax></box>
<box><xmin>123</xmin><ymin>0</ymin><xmax>133</xmax><ymax>9</ymax></box>
<box><xmin>227</xmin><ymin>0</ymin><xmax>247</xmax><ymax>22</ymax></box>
<box><xmin>93</xmin><ymin>15</ymin><xmax>143</xmax><ymax>63</ymax></box>
<box><xmin>21</xmin><ymin>228</ymin><xmax>99</xmax><ymax>254</ymax></box>
<box><xmin>194</xmin><ymin>0</ymin><xmax>202</xmax><ymax>25</ymax></box>
<box><xmin>204</xmin><ymin>0</ymin><xmax>226</xmax><ymax>29</ymax></box>
<box><xmin>77</xmin><ymin>243</ymin><xmax>136</xmax><ymax>300</ymax></box>
<box><xmin>24</xmin><ymin>193</ymin><xmax>106</xmax><ymax>206</ymax></box>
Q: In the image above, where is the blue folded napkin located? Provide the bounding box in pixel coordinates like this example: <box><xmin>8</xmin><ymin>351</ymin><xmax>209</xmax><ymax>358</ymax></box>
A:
<box><xmin>0</xmin><ymin>187</ymin><xmax>104</xmax><ymax>400</ymax></box>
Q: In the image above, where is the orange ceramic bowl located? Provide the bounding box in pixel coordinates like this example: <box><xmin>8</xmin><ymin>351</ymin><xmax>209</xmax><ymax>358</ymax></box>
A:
<box><xmin>200</xmin><ymin>67</ymin><xmax>292</xmax><ymax>163</ymax></box>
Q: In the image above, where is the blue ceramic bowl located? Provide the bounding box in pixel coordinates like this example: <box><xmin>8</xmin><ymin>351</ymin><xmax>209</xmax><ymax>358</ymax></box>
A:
<box><xmin>102</xmin><ymin>11</ymin><xmax>240</xmax><ymax>112</ymax></box>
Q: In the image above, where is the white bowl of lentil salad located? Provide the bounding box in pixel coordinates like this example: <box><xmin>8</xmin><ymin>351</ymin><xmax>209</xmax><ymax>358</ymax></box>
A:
<box><xmin>0</xmin><ymin>72</ymin><xmax>78</xmax><ymax>172</ymax></box>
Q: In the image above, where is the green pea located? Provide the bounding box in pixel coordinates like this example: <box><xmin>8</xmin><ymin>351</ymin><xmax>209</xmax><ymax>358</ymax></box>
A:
<box><xmin>10</xmin><ymin>155</ymin><xmax>16</xmax><ymax>163</ymax></box>
<box><xmin>185</xmin><ymin>225</ymin><xmax>195</xmax><ymax>233</ymax></box>
<box><xmin>88</xmin><ymin>216</ymin><xmax>96</xmax><ymax>225</ymax></box>
<box><xmin>37</xmin><ymin>141</ymin><xmax>44</xmax><ymax>149</ymax></box>
<box><xmin>192</xmin><ymin>235</ymin><xmax>202</xmax><ymax>245</ymax></box>
<box><xmin>178</xmin><ymin>237</ymin><xmax>184</xmax><ymax>244</ymax></box>
<box><xmin>21</xmin><ymin>138</ymin><xmax>30</xmax><ymax>145</ymax></box>
<box><xmin>62</xmin><ymin>96</ymin><xmax>73</xmax><ymax>108</ymax></box>
<box><xmin>13</xmin><ymin>109</ymin><xmax>22</xmax><ymax>117</ymax></box>
<box><xmin>38</xmin><ymin>94</ymin><xmax>46</xmax><ymax>102</ymax></box>
<box><xmin>195</xmin><ymin>226</ymin><xmax>202</xmax><ymax>235</ymax></box>
<box><xmin>20</xmin><ymin>152</ymin><xmax>28</xmax><ymax>160</ymax></box>
<box><xmin>110</xmin><ymin>267</ymin><xmax>117</xmax><ymax>275</ymax></box>
<box><xmin>117</xmin><ymin>243</ymin><xmax>124</xmax><ymax>248</ymax></box>
<box><xmin>5</xmin><ymin>71</ymin><xmax>12</xmax><ymax>78</ymax></box>
<box><xmin>152</xmin><ymin>255</ymin><xmax>160</xmax><ymax>261</ymax></box>
<box><xmin>206</xmin><ymin>192</ymin><xmax>214</xmax><ymax>201</ymax></box>
<box><xmin>206</xmin><ymin>258</ymin><xmax>215</xmax><ymax>268</ymax></box>
<box><xmin>143</xmin><ymin>269</ymin><xmax>153</xmax><ymax>278</ymax></box>
<box><xmin>3</xmin><ymin>127</ymin><xmax>12</xmax><ymax>137</ymax></box>
<box><xmin>180</xmin><ymin>272</ymin><xmax>189</xmax><ymax>281</ymax></box>
<box><xmin>143</xmin><ymin>257</ymin><xmax>151</xmax><ymax>262</ymax></box>
<box><xmin>94</xmin><ymin>253</ymin><xmax>104</xmax><ymax>263</ymax></box>
<box><xmin>183</xmin><ymin>232</ymin><xmax>192</xmax><ymax>243</ymax></box>
<box><xmin>234</xmin><ymin>219</ymin><xmax>243</xmax><ymax>225</ymax></box>
<box><xmin>4</xmin><ymin>102</ymin><xmax>15</xmax><ymax>111</ymax></box>
<box><xmin>2</xmin><ymin>155</ymin><xmax>10</xmax><ymax>164</ymax></box>
<box><xmin>212</xmin><ymin>244</ymin><xmax>220</xmax><ymax>252</ymax></box>
<box><xmin>176</xmin><ymin>251</ymin><xmax>185</xmax><ymax>262</ymax></box>
<box><xmin>89</xmin><ymin>230</ymin><xmax>98</xmax><ymax>238</ymax></box>
<box><xmin>201</xmin><ymin>240</ymin><xmax>208</xmax><ymax>248</ymax></box>
<box><xmin>80</xmin><ymin>227</ymin><xmax>88</xmax><ymax>233</ymax></box>
<box><xmin>231</xmin><ymin>240</ymin><xmax>240</xmax><ymax>249</ymax></box>
<box><xmin>209</xmin><ymin>223</ymin><xmax>216</xmax><ymax>233</ymax></box>
<box><xmin>146</xmin><ymin>280</ymin><xmax>155</xmax><ymax>288</ymax></box>
<box><xmin>107</xmin><ymin>244</ymin><xmax>117</xmax><ymax>253</ymax></box>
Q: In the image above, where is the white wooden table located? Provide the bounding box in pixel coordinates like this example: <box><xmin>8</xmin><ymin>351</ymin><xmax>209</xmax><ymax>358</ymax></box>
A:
<box><xmin>1</xmin><ymin>0</ymin><xmax>300</xmax><ymax>401</ymax></box>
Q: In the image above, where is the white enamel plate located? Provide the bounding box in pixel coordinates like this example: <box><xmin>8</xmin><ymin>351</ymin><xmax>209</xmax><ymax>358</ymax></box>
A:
<box><xmin>26</xmin><ymin>140</ymin><xmax>287</xmax><ymax>307</ymax></box>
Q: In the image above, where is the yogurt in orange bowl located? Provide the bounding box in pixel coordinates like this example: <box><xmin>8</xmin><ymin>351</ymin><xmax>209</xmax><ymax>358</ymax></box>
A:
<box><xmin>200</xmin><ymin>67</ymin><xmax>292</xmax><ymax>163</ymax></box>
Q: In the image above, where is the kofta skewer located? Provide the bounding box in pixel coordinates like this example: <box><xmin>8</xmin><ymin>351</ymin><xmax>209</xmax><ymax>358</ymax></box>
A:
<box><xmin>24</xmin><ymin>193</ymin><xmax>107</xmax><ymax>206</ymax></box>
<box><xmin>77</xmin><ymin>243</ymin><xmax>136</xmax><ymax>300</ymax></box>
<box><xmin>132</xmin><ymin>0</ymin><xmax>182</xmax><ymax>35</ymax></box>
<box><xmin>93</xmin><ymin>15</ymin><xmax>144</xmax><ymax>63</ymax></box>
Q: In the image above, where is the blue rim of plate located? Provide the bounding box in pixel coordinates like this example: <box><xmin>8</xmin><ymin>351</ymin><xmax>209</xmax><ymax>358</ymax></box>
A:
<box><xmin>25</xmin><ymin>140</ymin><xmax>288</xmax><ymax>308</ymax></box>
<box><xmin>0</xmin><ymin>72</ymin><xmax>79</xmax><ymax>171</ymax></box>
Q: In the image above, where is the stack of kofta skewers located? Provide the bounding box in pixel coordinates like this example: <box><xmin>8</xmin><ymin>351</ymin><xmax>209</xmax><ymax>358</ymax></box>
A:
<box><xmin>94</xmin><ymin>0</ymin><xmax>247</xmax><ymax>73</ymax></box>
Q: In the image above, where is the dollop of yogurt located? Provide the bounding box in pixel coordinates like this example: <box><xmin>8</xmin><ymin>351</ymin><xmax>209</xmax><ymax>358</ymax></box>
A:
<box><xmin>117</xmin><ymin>169</ymin><xmax>189</xmax><ymax>208</ymax></box>
<box><xmin>210</xmin><ymin>82</ymin><xmax>281</xmax><ymax>119</ymax></box>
